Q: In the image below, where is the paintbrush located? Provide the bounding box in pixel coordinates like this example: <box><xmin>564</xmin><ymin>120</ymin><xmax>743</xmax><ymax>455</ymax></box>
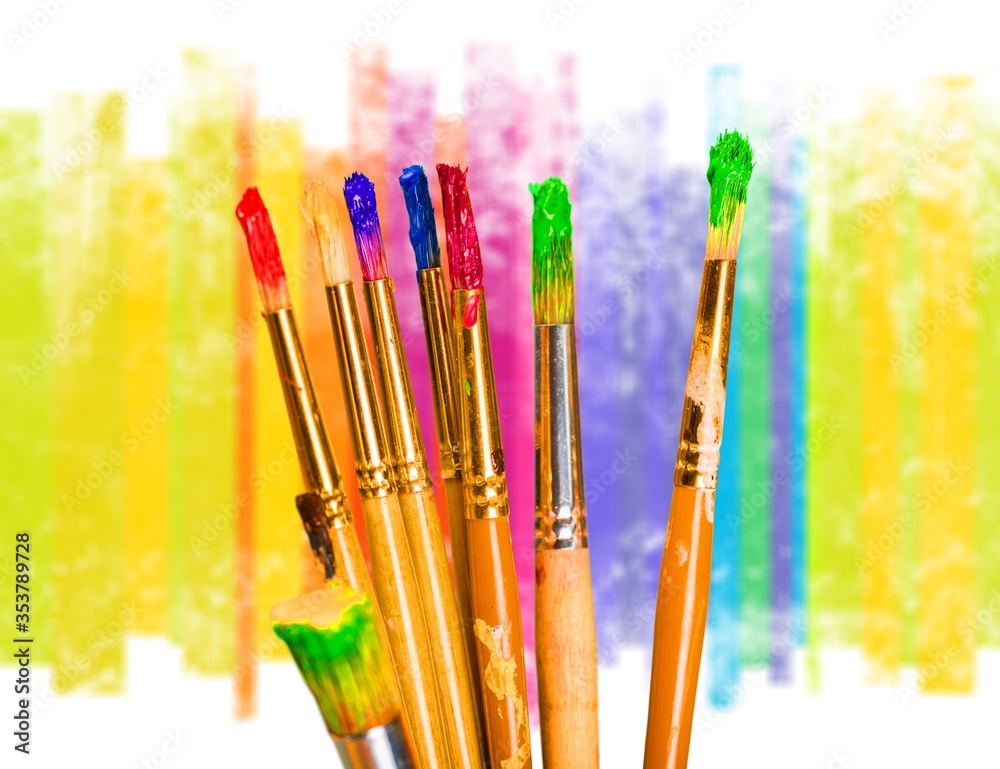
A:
<box><xmin>437</xmin><ymin>163</ymin><xmax>532</xmax><ymax>769</ymax></box>
<box><xmin>643</xmin><ymin>130</ymin><xmax>754</xmax><ymax>769</ymax></box>
<box><xmin>302</xmin><ymin>180</ymin><xmax>450</xmax><ymax>769</ymax></box>
<box><xmin>273</xmin><ymin>584</ymin><xmax>417</xmax><ymax>768</ymax></box>
<box><xmin>235</xmin><ymin>187</ymin><xmax>373</xmax><ymax>593</ymax></box>
<box><xmin>397</xmin><ymin>166</ymin><xmax>479</xmax><ymax>695</ymax></box>
<box><xmin>530</xmin><ymin>177</ymin><xmax>599</xmax><ymax>769</ymax></box>
<box><xmin>343</xmin><ymin>171</ymin><xmax>484</xmax><ymax>769</ymax></box>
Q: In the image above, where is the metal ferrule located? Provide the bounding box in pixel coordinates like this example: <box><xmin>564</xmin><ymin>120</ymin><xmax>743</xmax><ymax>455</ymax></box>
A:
<box><xmin>363</xmin><ymin>278</ymin><xmax>432</xmax><ymax>494</ymax></box>
<box><xmin>264</xmin><ymin>309</ymin><xmax>351</xmax><ymax>528</ymax></box>
<box><xmin>325</xmin><ymin>283</ymin><xmax>394</xmax><ymax>500</ymax></box>
<box><xmin>335</xmin><ymin>719</ymin><xmax>416</xmax><ymax>769</ymax></box>
<box><xmin>674</xmin><ymin>258</ymin><xmax>737</xmax><ymax>489</ymax></box>
<box><xmin>452</xmin><ymin>288</ymin><xmax>509</xmax><ymax>520</ymax></box>
<box><xmin>417</xmin><ymin>268</ymin><xmax>462</xmax><ymax>480</ymax></box>
<box><xmin>534</xmin><ymin>324</ymin><xmax>588</xmax><ymax>550</ymax></box>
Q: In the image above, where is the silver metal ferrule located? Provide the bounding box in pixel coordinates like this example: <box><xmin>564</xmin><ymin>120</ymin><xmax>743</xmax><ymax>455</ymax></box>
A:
<box><xmin>534</xmin><ymin>324</ymin><xmax>588</xmax><ymax>550</ymax></box>
<box><xmin>335</xmin><ymin>719</ymin><xmax>416</xmax><ymax>769</ymax></box>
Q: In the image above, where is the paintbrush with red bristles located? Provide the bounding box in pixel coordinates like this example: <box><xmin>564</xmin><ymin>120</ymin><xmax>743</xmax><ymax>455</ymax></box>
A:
<box><xmin>235</xmin><ymin>187</ymin><xmax>374</xmax><ymax>596</ymax></box>
<box><xmin>437</xmin><ymin>164</ymin><xmax>533</xmax><ymax>769</ymax></box>
<box><xmin>342</xmin><ymin>172</ymin><xmax>484</xmax><ymax>769</ymax></box>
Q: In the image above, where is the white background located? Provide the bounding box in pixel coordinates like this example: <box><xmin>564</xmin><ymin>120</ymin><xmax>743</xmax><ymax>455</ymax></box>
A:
<box><xmin>3</xmin><ymin>0</ymin><xmax>1000</xmax><ymax>766</ymax></box>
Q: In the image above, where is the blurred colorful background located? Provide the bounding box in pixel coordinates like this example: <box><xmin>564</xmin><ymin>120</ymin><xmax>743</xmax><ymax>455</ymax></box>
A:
<box><xmin>3</xmin><ymin>0</ymin><xmax>1000</xmax><ymax>766</ymax></box>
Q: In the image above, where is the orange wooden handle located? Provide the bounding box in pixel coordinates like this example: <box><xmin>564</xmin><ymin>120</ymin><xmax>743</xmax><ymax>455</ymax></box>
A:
<box><xmin>466</xmin><ymin>516</ymin><xmax>533</xmax><ymax>769</ymax></box>
<box><xmin>398</xmin><ymin>488</ymin><xmax>483</xmax><ymax>769</ymax></box>
<box><xmin>535</xmin><ymin>548</ymin><xmax>599</xmax><ymax>769</ymax></box>
<box><xmin>361</xmin><ymin>494</ymin><xmax>450</xmax><ymax>769</ymax></box>
<box><xmin>643</xmin><ymin>486</ymin><xmax>715</xmax><ymax>769</ymax></box>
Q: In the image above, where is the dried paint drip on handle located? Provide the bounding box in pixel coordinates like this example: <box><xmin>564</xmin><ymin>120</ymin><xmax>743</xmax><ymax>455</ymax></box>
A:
<box><xmin>684</xmin><ymin>340</ymin><xmax>726</xmax><ymax>472</ymax></box>
<box><xmin>473</xmin><ymin>618</ymin><xmax>530</xmax><ymax>769</ymax></box>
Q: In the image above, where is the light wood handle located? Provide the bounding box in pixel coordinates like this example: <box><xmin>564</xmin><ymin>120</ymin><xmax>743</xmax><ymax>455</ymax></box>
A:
<box><xmin>466</xmin><ymin>516</ymin><xmax>533</xmax><ymax>769</ymax></box>
<box><xmin>444</xmin><ymin>477</ymin><xmax>485</xmax><ymax>733</ymax></box>
<box><xmin>329</xmin><ymin>521</ymin><xmax>375</xmax><ymax>598</ymax></box>
<box><xmin>361</xmin><ymin>493</ymin><xmax>450</xmax><ymax>769</ymax></box>
<box><xmin>643</xmin><ymin>486</ymin><xmax>715</xmax><ymax>769</ymax></box>
<box><xmin>535</xmin><ymin>548</ymin><xmax>599</xmax><ymax>769</ymax></box>
<box><xmin>398</xmin><ymin>487</ymin><xmax>484</xmax><ymax>769</ymax></box>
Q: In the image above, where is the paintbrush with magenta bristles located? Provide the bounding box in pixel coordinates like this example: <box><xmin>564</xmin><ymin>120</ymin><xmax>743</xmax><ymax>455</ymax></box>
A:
<box><xmin>644</xmin><ymin>131</ymin><xmax>754</xmax><ymax>769</ymax></box>
<box><xmin>398</xmin><ymin>163</ymin><xmax>486</xmax><ymax>749</ymax></box>
<box><xmin>530</xmin><ymin>177</ymin><xmax>599</xmax><ymax>769</ymax></box>
<box><xmin>342</xmin><ymin>171</ymin><xmax>483</xmax><ymax>769</ymax></box>
<box><xmin>301</xmin><ymin>180</ymin><xmax>450</xmax><ymax>769</ymax></box>
<box><xmin>235</xmin><ymin>187</ymin><xmax>374</xmax><ymax>595</ymax></box>
<box><xmin>437</xmin><ymin>163</ymin><xmax>532</xmax><ymax>769</ymax></box>
<box><xmin>273</xmin><ymin>584</ymin><xmax>417</xmax><ymax>768</ymax></box>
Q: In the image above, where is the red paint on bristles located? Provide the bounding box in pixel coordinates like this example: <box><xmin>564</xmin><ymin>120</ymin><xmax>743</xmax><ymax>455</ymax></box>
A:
<box><xmin>236</xmin><ymin>187</ymin><xmax>291</xmax><ymax>312</ymax></box>
<box><xmin>436</xmin><ymin>164</ymin><xmax>483</xmax><ymax>290</ymax></box>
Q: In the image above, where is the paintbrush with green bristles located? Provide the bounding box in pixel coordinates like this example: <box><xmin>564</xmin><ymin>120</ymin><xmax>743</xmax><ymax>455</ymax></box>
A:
<box><xmin>273</xmin><ymin>584</ymin><xmax>417</xmax><ymax>769</ymax></box>
<box><xmin>644</xmin><ymin>130</ymin><xmax>754</xmax><ymax>769</ymax></box>
<box><xmin>531</xmin><ymin>177</ymin><xmax>599</xmax><ymax>769</ymax></box>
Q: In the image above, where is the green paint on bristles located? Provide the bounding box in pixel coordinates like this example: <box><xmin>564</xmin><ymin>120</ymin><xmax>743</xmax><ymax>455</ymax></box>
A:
<box><xmin>272</xmin><ymin>584</ymin><xmax>397</xmax><ymax>737</ymax></box>
<box><xmin>530</xmin><ymin>177</ymin><xmax>574</xmax><ymax>325</ymax></box>
<box><xmin>707</xmin><ymin>130</ymin><xmax>754</xmax><ymax>233</ymax></box>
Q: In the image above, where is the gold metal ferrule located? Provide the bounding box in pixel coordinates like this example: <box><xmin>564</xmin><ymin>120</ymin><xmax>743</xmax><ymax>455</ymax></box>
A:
<box><xmin>535</xmin><ymin>324</ymin><xmax>588</xmax><ymax>550</ymax></box>
<box><xmin>452</xmin><ymin>288</ymin><xmax>509</xmax><ymax>520</ymax></box>
<box><xmin>264</xmin><ymin>309</ymin><xmax>351</xmax><ymax>529</ymax></box>
<box><xmin>363</xmin><ymin>278</ymin><xmax>432</xmax><ymax>494</ymax></box>
<box><xmin>417</xmin><ymin>268</ymin><xmax>462</xmax><ymax>481</ymax></box>
<box><xmin>325</xmin><ymin>283</ymin><xmax>394</xmax><ymax>500</ymax></box>
<box><xmin>674</xmin><ymin>257</ymin><xmax>737</xmax><ymax>489</ymax></box>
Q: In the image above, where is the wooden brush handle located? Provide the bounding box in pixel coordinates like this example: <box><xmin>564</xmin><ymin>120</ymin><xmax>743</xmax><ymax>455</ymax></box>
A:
<box><xmin>444</xmin><ymin>478</ymin><xmax>483</xmax><ymax>714</ymax></box>
<box><xmin>466</xmin><ymin>516</ymin><xmax>532</xmax><ymax>769</ymax></box>
<box><xmin>535</xmin><ymin>548</ymin><xmax>599</xmax><ymax>769</ymax></box>
<box><xmin>398</xmin><ymin>487</ymin><xmax>484</xmax><ymax>769</ymax></box>
<box><xmin>360</xmin><ymin>494</ymin><xmax>450</xmax><ymax>769</ymax></box>
<box><xmin>329</xmin><ymin>521</ymin><xmax>375</xmax><ymax>597</ymax></box>
<box><xmin>644</xmin><ymin>486</ymin><xmax>715</xmax><ymax>769</ymax></box>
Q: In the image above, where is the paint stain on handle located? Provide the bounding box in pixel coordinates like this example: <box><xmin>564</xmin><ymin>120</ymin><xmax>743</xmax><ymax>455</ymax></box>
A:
<box><xmin>473</xmin><ymin>618</ymin><xmax>530</xmax><ymax>769</ymax></box>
